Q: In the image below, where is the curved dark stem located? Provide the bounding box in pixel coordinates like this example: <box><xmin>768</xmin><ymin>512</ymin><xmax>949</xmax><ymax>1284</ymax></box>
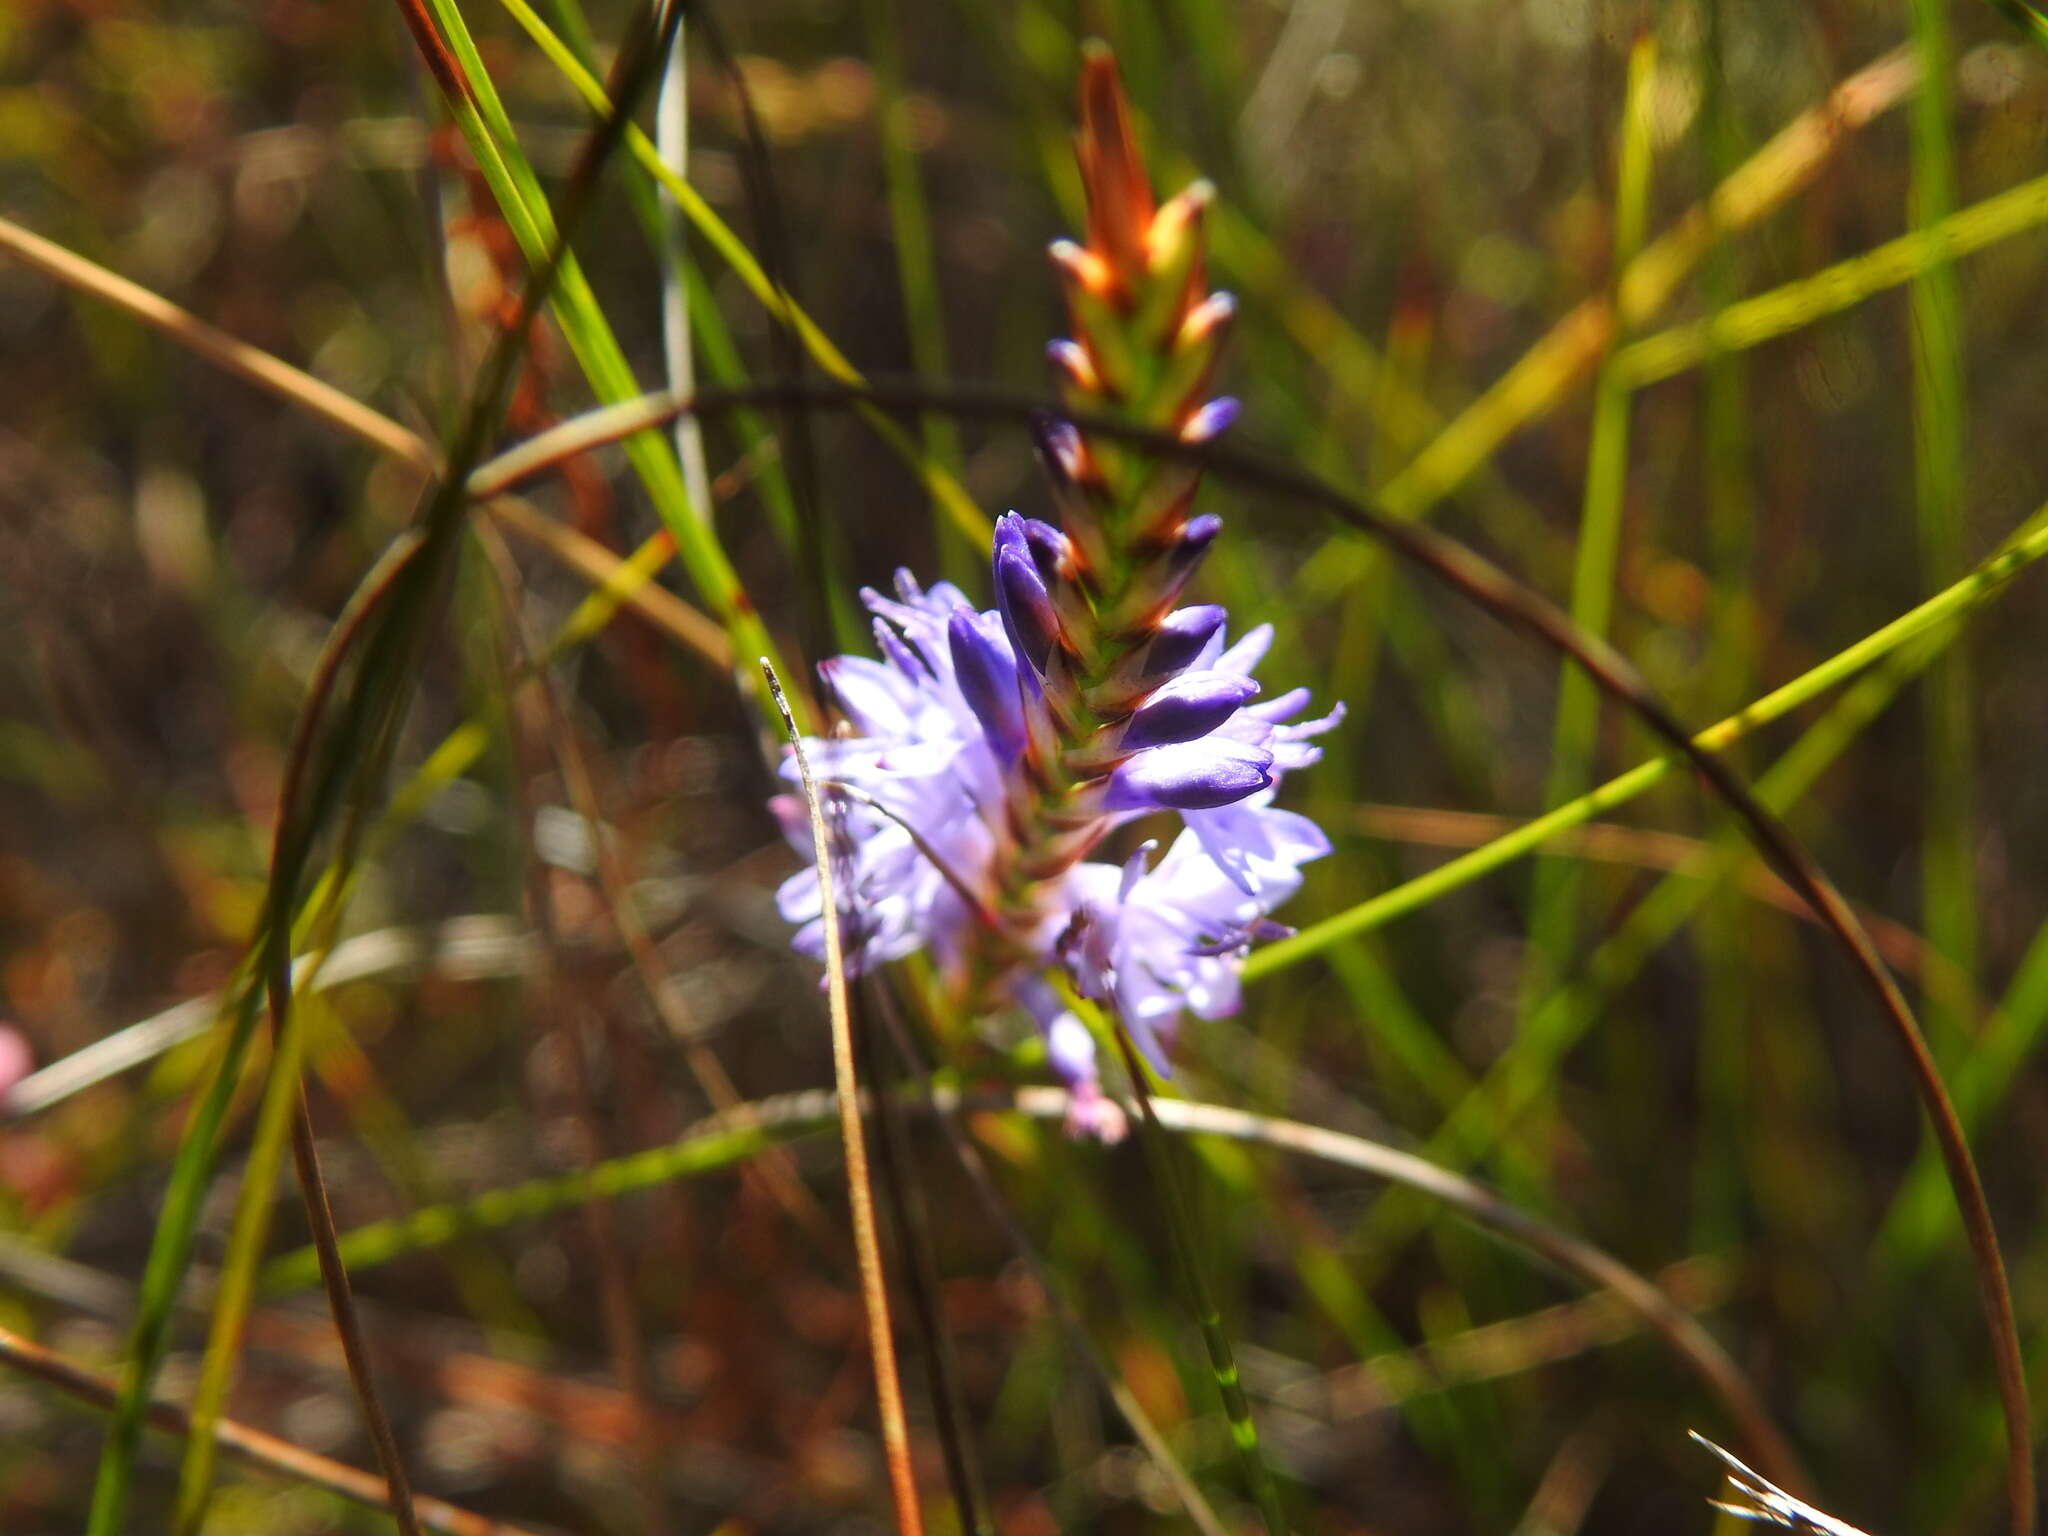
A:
<box><xmin>491</xmin><ymin>374</ymin><xmax>2035</xmax><ymax>1536</ymax></box>
<box><xmin>280</xmin><ymin>1074</ymin><xmax>425</xmax><ymax>1536</ymax></box>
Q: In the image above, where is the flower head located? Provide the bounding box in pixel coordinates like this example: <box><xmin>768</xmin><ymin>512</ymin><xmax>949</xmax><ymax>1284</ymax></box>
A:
<box><xmin>772</xmin><ymin>550</ymin><xmax>1338</xmax><ymax>1135</ymax></box>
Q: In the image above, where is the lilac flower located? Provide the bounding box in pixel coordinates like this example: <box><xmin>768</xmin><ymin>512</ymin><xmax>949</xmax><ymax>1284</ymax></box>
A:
<box><xmin>771</xmin><ymin>545</ymin><xmax>1339</xmax><ymax>1137</ymax></box>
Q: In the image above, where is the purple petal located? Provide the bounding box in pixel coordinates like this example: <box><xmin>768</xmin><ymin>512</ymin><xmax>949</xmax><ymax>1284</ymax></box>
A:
<box><xmin>1214</xmin><ymin>622</ymin><xmax>1273</xmax><ymax>675</ymax></box>
<box><xmin>1121</xmin><ymin>669</ymin><xmax>1260</xmax><ymax>749</ymax></box>
<box><xmin>947</xmin><ymin>606</ymin><xmax>1026</xmax><ymax>762</ymax></box>
<box><xmin>873</xmin><ymin>617</ymin><xmax>926</xmax><ymax>681</ymax></box>
<box><xmin>820</xmin><ymin>656</ymin><xmax>914</xmax><ymax>735</ymax></box>
<box><xmin>1118</xmin><ymin>839</ymin><xmax>1158</xmax><ymax>901</ymax></box>
<box><xmin>994</xmin><ymin>544</ymin><xmax>1062</xmax><ymax>674</ymax></box>
<box><xmin>1184</xmin><ymin>802</ymin><xmax>1331</xmax><ymax>897</ymax></box>
<box><xmin>1142</xmin><ymin>605</ymin><xmax>1227</xmax><ymax>678</ymax></box>
<box><xmin>1104</xmin><ymin>737</ymin><xmax>1274</xmax><ymax>810</ymax></box>
<box><xmin>1248</xmin><ymin>685</ymin><xmax>1310</xmax><ymax>722</ymax></box>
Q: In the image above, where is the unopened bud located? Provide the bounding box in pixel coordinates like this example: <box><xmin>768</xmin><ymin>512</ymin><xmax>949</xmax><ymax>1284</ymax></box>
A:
<box><xmin>1047</xmin><ymin>339</ymin><xmax>1100</xmax><ymax>396</ymax></box>
<box><xmin>1181</xmin><ymin>398</ymin><xmax>1240</xmax><ymax>444</ymax></box>
<box><xmin>1104</xmin><ymin>736</ymin><xmax>1274</xmax><ymax>810</ymax></box>
<box><xmin>948</xmin><ymin>606</ymin><xmax>1027</xmax><ymax>762</ymax></box>
<box><xmin>1121</xmin><ymin>669</ymin><xmax>1260</xmax><ymax>749</ymax></box>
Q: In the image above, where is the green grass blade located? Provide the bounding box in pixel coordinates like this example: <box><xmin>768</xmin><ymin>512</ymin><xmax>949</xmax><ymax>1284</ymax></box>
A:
<box><xmin>1111</xmin><ymin>1027</ymin><xmax>1291</xmax><ymax>1536</ymax></box>
<box><xmin>1613</xmin><ymin>169</ymin><xmax>2048</xmax><ymax>388</ymax></box>
<box><xmin>1247</xmin><ymin>497</ymin><xmax>2048</xmax><ymax>979</ymax></box>
<box><xmin>1906</xmin><ymin>0</ymin><xmax>1977</xmax><ymax>1053</ymax></box>
<box><xmin>86</xmin><ymin>972</ymin><xmax>266</xmax><ymax>1533</ymax></box>
<box><xmin>1521</xmin><ymin>36</ymin><xmax>1659</xmax><ymax>1085</ymax></box>
<box><xmin>490</xmin><ymin>0</ymin><xmax>991</xmax><ymax>555</ymax></box>
<box><xmin>171</xmin><ymin>981</ymin><xmax>312</xmax><ymax>1532</ymax></box>
<box><xmin>865</xmin><ymin>0</ymin><xmax>974</xmax><ymax>584</ymax></box>
<box><xmin>414</xmin><ymin>0</ymin><xmax>805</xmax><ymax>729</ymax></box>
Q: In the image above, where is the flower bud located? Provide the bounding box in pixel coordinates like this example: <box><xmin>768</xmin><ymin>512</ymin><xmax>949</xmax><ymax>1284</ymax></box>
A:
<box><xmin>1047</xmin><ymin>339</ymin><xmax>1100</xmax><ymax>397</ymax></box>
<box><xmin>1049</xmin><ymin>238</ymin><xmax>1115</xmax><ymax>300</ymax></box>
<box><xmin>1180</xmin><ymin>397</ymin><xmax>1239</xmax><ymax>444</ymax></box>
<box><xmin>1145</xmin><ymin>181</ymin><xmax>1213</xmax><ymax>286</ymax></box>
<box><xmin>1018</xmin><ymin>516</ymin><xmax>1072</xmax><ymax>583</ymax></box>
<box><xmin>1120</xmin><ymin>669</ymin><xmax>1259</xmax><ymax>749</ymax></box>
<box><xmin>1142</xmin><ymin>605</ymin><xmax>1227</xmax><ymax>676</ymax></box>
<box><xmin>994</xmin><ymin>541</ymin><xmax>1063</xmax><ymax>676</ymax></box>
<box><xmin>948</xmin><ymin>607</ymin><xmax>1026</xmax><ymax>763</ymax></box>
<box><xmin>1077</xmin><ymin>42</ymin><xmax>1155</xmax><ymax>274</ymax></box>
<box><xmin>1176</xmin><ymin>292</ymin><xmax>1236</xmax><ymax>353</ymax></box>
<box><xmin>1103</xmin><ymin>736</ymin><xmax>1274</xmax><ymax>810</ymax></box>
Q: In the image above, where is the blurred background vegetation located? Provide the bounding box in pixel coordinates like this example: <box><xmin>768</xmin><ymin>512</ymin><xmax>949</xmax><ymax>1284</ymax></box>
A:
<box><xmin>4</xmin><ymin>0</ymin><xmax>2048</xmax><ymax>1531</ymax></box>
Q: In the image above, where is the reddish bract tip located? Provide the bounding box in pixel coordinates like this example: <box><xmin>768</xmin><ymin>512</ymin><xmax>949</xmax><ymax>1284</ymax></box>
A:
<box><xmin>1076</xmin><ymin>41</ymin><xmax>1154</xmax><ymax>280</ymax></box>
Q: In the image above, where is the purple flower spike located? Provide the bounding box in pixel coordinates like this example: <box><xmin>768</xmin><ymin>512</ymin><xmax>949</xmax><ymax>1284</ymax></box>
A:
<box><xmin>1180</xmin><ymin>397</ymin><xmax>1239</xmax><ymax>443</ymax></box>
<box><xmin>777</xmin><ymin>542</ymin><xmax>1336</xmax><ymax>1139</ymax></box>
<box><xmin>1122</xmin><ymin>669</ymin><xmax>1260</xmax><ymax>749</ymax></box>
<box><xmin>948</xmin><ymin>607</ymin><xmax>1027</xmax><ymax>762</ymax></box>
<box><xmin>994</xmin><ymin>543</ymin><xmax>1062</xmax><ymax>675</ymax></box>
<box><xmin>1104</xmin><ymin>735</ymin><xmax>1274</xmax><ymax>810</ymax></box>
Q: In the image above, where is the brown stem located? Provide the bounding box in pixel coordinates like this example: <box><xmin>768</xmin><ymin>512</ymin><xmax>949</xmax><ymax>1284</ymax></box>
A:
<box><xmin>0</xmin><ymin>1322</ymin><xmax>533</xmax><ymax>1536</ymax></box>
<box><xmin>283</xmin><ymin>1079</ymin><xmax>426</xmax><ymax>1536</ymax></box>
<box><xmin>765</xmin><ymin>661</ymin><xmax>925</xmax><ymax>1536</ymax></box>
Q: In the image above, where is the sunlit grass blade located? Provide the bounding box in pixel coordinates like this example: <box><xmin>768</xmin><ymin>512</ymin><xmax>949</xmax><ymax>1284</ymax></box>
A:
<box><xmin>1370</xmin><ymin>630</ymin><xmax>1954</xmax><ymax>1236</ymax></box>
<box><xmin>171</xmin><ymin>976</ymin><xmax>314</xmax><ymax>1532</ymax></box>
<box><xmin>491</xmin><ymin>0</ymin><xmax>990</xmax><ymax>557</ymax></box>
<box><xmin>1874</xmin><ymin>909</ymin><xmax>2048</xmax><ymax>1260</ymax></box>
<box><xmin>0</xmin><ymin>214</ymin><xmax>440</xmax><ymax>473</ymax></box>
<box><xmin>1613</xmin><ymin>164</ymin><xmax>2048</xmax><ymax>387</ymax></box>
<box><xmin>0</xmin><ymin>1321</ymin><xmax>541</xmax><ymax>1536</ymax></box>
<box><xmin>1520</xmin><ymin>37</ymin><xmax>1658</xmax><ymax>1128</ymax></box>
<box><xmin>1692</xmin><ymin>0</ymin><xmax>1759</xmax><ymax>1256</ymax></box>
<box><xmin>764</xmin><ymin>659</ymin><xmax>924</xmax><ymax>1536</ymax></box>
<box><xmin>1613</xmin><ymin>170</ymin><xmax>2048</xmax><ymax>389</ymax></box>
<box><xmin>408</xmin><ymin>0</ymin><xmax>804</xmax><ymax>730</ymax></box>
<box><xmin>1906</xmin><ymin>0</ymin><xmax>1976</xmax><ymax>1054</ymax></box>
<box><xmin>89</xmin><ymin>3</ymin><xmax>687</xmax><ymax>1522</ymax></box>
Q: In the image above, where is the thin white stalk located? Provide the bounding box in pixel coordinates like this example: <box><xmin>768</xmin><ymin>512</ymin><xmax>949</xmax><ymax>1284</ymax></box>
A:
<box><xmin>657</xmin><ymin>18</ymin><xmax>715</xmax><ymax>522</ymax></box>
